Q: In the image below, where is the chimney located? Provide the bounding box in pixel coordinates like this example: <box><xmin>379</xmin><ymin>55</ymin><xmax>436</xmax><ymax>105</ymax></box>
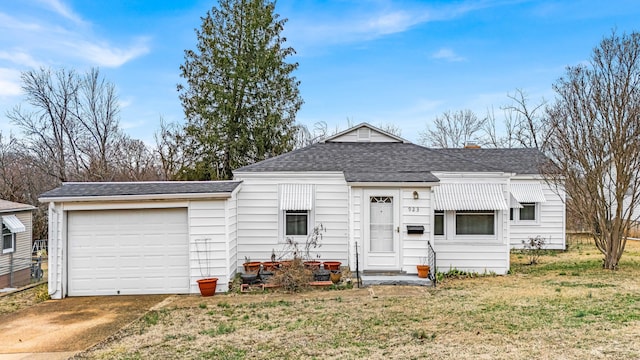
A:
<box><xmin>464</xmin><ymin>142</ymin><xmax>481</xmax><ymax>149</ymax></box>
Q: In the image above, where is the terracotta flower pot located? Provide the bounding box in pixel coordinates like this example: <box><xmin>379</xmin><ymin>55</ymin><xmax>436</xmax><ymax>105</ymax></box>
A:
<box><xmin>304</xmin><ymin>261</ymin><xmax>322</xmax><ymax>270</ymax></box>
<box><xmin>417</xmin><ymin>265</ymin><xmax>430</xmax><ymax>279</ymax></box>
<box><xmin>323</xmin><ymin>261</ymin><xmax>341</xmax><ymax>271</ymax></box>
<box><xmin>243</xmin><ymin>261</ymin><xmax>261</xmax><ymax>273</ymax></box>
<box><xmin>197</xmin><ymin>278</ymin><xmax>218</xmax><ymax>297</ymax></box>
<box><xmin>262</xmin><ymin>261</ymin><xmax>281</xmax><ymax>271</ymax></box>
<box><xmin>279</xmin><ymin>260</ymin><xmax>293</xmax><ymax>268</ymax></box>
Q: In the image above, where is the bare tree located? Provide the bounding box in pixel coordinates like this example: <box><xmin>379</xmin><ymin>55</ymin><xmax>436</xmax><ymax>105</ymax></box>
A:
<box><xmin>545</xmin><ymin>31</ymin><xmax>640</xmax><ymax>270</ymax></box>
<box><xmin>7</xmin><ymin>67</ymin><xmax>148</xmax><ymax>183</ymax></box>
<box><xmin>419</xmin><ymin>109</ymin><xmax>486</xmax><ymax>148</ymax></box>
<box><xmin>502</xmin><ymin>89</ymin><xmax>549</xmax><ymax>149</ymax></box>
<box><xmin>114</xmin><ymin>137</ymin><xmax>159</xmax><ymax>181</ymax></box>
<box><xmin>154</xmin><ymin>119</ymin><xmax>188</xmax><ymax>180</ymax></box>
<box><xmin>75</xmin><ymin>68</ymin><xmax>123</xmax><ymax>180</ymax></box>
<box><xmin>293</xmin><ymin>121</ymin><xmax>329</xmax><ymax>149</ymax></box>
<box><xmin>0</xmin><ymin>132</ymin><xmax>52</xmax><ymax>239</ymax></box>
<box><xmin>7</xmin><ymin>68</ymin><xmax>81</xmax><ymax>182</ymax></box>
<box><xmin>376</xmin><ymin>122</ymin><xmax>402</xmax><ymax>137</ymax></box>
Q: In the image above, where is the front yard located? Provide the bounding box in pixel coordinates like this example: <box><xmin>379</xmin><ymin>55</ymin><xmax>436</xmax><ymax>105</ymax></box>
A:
<box><xmin>72</xmin><ymin>237</ymin><xmax>640</xmax><ymax>359</ymax></box>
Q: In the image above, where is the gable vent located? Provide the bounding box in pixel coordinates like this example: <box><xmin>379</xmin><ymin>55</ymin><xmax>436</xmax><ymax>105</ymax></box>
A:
<box><xmin>357</xmin><ymin>128</ymin><xmax>371</xmax><ymax>141</ymax></box>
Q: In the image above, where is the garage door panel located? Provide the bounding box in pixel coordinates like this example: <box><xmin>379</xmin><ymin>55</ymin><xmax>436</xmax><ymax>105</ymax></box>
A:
<box><xmin>68</xmin><ymin>208</ymin><xmax>189</xmax><ymax>296</ymax></box>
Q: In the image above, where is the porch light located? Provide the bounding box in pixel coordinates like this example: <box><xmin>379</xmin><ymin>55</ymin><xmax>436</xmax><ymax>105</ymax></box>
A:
<box><xmin>413</xmin><ymin>191</ymin><xmax>419</xmax><ymax>200</ymax></box>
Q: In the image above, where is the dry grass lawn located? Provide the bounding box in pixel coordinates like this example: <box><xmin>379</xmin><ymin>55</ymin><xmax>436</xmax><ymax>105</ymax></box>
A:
<box><xmin>77</xmin><ymin>237</ymin><xmax>640</xmax><ymax>359</ymax></box>
<box><xmin>0</xmin><ymin>283</ymin><xmax>49</xmax><ymax>316</ymax></box>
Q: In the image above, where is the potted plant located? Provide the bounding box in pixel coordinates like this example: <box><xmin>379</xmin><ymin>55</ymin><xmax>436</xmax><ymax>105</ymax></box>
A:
<box><xmin>330</xmin><ymin>270</ymin><xmax>342</xmax><ymax>284</ymax></box>
<box><xmin>243</xmin><ymin>256</ymin><xmax>261</xmax><ymax>273</ymax></box>
<box><xmin>262</xmin><ymin>249</ymin><xmax>281</xmax><ymax>271</ymax></box>
<box><xmin>417</xmin><ymin>257</ymin><xmax>430</xmax><ymax>278</ymax></box>
<box><xmin>323</xmin><ymin>261</ymin><xmax>341</xmax><ymax>271</ymax></box>
<box><xmin>195</xmin><ymin>238</ymin><xmax>219</xmax><ymax>296</ymax></box>
<box><xmin>197</xmin><ymin>278</ymin><xmax>219</xmax><ymax>296</ymax></box>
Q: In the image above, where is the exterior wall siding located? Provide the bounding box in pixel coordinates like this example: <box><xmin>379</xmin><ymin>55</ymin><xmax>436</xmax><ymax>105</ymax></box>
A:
<box><xmin>48</xmin><ymin>198</ymin><xmax>235</xmax><ymax>298</ymax></box>
<box><xmin>0</xmin><ymin>210</ymin><xmax>33</xmax><ymax>286</ymax></box>
<box><xmin>433</xmin><ymin>243</ymin><xmax>510</xmax><ymax>274</ymax></box>
<box><xmin>49</xmin><ymin>203</ymin><xmax>63</xmax><ymax>299</ymax></box>
<box><xmin>509</xmin><ymin>180</ymin><xmax>566</xmax><ymax>250</ymax></box>
<box><xmin>400</xmin><ymin>189</ymin><xmax>432</xmax><ymax>273</ymax></box>
<box><xmin>430</xmin><ymin>173</ymin><xmax>511</xmax><ymax>275</ymax></box>
<box><xmin>328</xmin><ymin>129</ymin><xmax>400</xmax><ymax>143</ymax></box>
<box><xmin>226</xmin><ymin>191</ymin><xmax>238</xmax><ymax>281</ymax></box>
<box><xmin>0</xmin><ymin>210</ymin><xmax>33</xmax><ymax>288</ymax></box>
<box><xmin>188</xmin><ymin>200</ymin><xmax>230</xmax><ymax>294</ymax></box>
<box><xmin>234</xmin><ymin>173</ymin><xmax>349</xmax><ymax>271</ymax></box>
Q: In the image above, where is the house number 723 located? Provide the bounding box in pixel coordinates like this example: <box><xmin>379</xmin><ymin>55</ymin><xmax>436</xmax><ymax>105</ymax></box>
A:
<box><xmin>409</xmin><ymin>207</ymin><xmax>419</xmax><ymax>212</ymax></box>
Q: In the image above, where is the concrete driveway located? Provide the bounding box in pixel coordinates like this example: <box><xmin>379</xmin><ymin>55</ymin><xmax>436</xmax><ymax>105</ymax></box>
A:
<box><xmin>0</xmin><ymin>295</ymin><xmax>169</xmax><ymax>359</ymax></box>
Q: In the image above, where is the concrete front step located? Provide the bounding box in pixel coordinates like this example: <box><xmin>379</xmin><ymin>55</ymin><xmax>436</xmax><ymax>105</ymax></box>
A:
<box><xmin>359</xmin><ymin>274</ymin><xmax>432</xmax><ymax>286</ymax></box>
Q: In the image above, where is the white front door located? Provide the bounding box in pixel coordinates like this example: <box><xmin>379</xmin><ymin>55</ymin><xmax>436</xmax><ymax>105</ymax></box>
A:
<box><xmin>364</xmin><ymin>190</ymin><xmax>400</xmax><ymax>270</ymax></box>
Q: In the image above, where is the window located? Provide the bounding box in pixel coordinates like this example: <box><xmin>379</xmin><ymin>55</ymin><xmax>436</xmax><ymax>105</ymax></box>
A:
<box><xmin>434</xmin><ymin>210</ymin><xmax>444</xmax><ymax>236</ymax></box>
<box><xmin>509</xmin><ymin>208</ymin><xmax>514</xmax><ymax>221</ymax></box>
<box><xmin>285</xmin><ymin>210</ymin><xmax>308</xmax><ymax>236</ymax></box>
<box><xmin>519</xmin><ymin>203</ymin><xmax>536</xmax><ymax>221</ymax></box>
<box><xmin>2</xmin><ymin>224</ymin><xmax>14</xmax><ymax>254</ymax></box>
<box><xmin>456</xmin><ymin>210</ymin><xmax>495</xmax><ymax>235</ymax></box>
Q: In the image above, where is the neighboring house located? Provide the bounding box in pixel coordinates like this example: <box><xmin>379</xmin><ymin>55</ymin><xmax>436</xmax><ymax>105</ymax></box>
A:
<box><xmin>40</xmin><ymin>123</ymin><xmax>565</xmax><ymax>299</ymax></box>
<box><xmin>0</xmin><ymin>199</ymin><xmax>35</xmax><ymax>288</ymax></box>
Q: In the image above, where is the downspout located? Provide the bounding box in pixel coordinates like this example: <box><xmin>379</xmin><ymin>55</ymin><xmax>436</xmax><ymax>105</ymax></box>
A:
<box><xmin>48</xmin><ymin>204</ymin><xmax>58</xmax><ymax>297</ymax></box>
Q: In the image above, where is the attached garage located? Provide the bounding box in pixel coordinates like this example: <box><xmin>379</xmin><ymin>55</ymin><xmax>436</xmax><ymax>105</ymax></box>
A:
<box><xmin>40</xmin><ymin>181</ymin><xmax>241</xmax><ymax>299</ymax></box>
<box><xmin>67</xmin><ymin>208</ymin><xmax>189</xmax><ymax>296</ymax></box>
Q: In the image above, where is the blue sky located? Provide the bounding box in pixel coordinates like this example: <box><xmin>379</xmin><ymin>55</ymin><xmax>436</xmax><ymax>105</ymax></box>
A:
<box><xmin>1</xmin><ymin>0</ymin><xmax>639</xmax><ymax>144</ymax></box>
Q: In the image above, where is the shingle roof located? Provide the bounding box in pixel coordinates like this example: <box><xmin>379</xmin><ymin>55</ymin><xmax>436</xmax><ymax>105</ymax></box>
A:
<box><xmin>0</xmin><ymin>199</ymin><xmax>35</xmax><ymax>213</ymax></box>
<box><xmin>39</xmin><ymin>181</ymin><xmax>242</xmax><ymax>200</ymax></box>
<box><xmin>234</xmin><ymin>142</ymin><xmax>547</xmax><ymax>180</ymax></box>
<box><xmin>436</xmin><ymin>148</ymin><xmax>550</xmax><ymax>175</ymax></box>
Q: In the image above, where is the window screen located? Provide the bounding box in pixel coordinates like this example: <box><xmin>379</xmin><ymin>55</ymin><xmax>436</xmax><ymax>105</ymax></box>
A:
<box><xmin>286</xmin><ymin>211</ymin><xmax>308</xmax><ymax>236</ymax></box>
<box><xmin>456</xmin><ymin>211</ymin><xmax>495</xmax><ymax>235</ymax></box>
<box><xmin>434</xmin><ymin>210</ymin><xmax>444</xmax><ymax>236</ymax></box>
<box><xmin>519</xmin><ymin>203</ymin><xmax>536</xmax><ymax>221</ymax></box>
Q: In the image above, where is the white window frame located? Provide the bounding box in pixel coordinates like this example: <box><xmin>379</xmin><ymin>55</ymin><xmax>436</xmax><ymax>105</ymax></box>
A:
<box><xmin>285</xmin><ymin>210</ymin><xmax>310</xmax><ymax>236</ymax></box>
<box><xmin>434</xmin><ymin>210</ymin><xmax>445</xmax><ymax>237</ymax></box>
<box><xmin>280</xmin><ymin>209</ymin><xmax>314</xmax><ymax>244</ymax></box>
<box><xmin>434</xmin><ymin>210</ymin><xmax>500</xmax><ymax>244</ymax></box>
<box><xmin>455</xmin><ymin>210</ymin><xmax>496</xmax><ymax>236</ymax></box>
<box><xmin>511</xmin><ymin>202</ymin><xmax>540</xmax><ymax>225</ymax></box>
<box><xmin>2</xmin><ymin>224</ymin><xmax>15</xmax><ymax>254</ymax></box>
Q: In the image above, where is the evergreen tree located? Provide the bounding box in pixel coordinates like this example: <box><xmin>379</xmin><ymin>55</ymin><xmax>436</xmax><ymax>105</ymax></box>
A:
<box><xmin>178</xmin><ymin>0</ymin><xmax>303</xmax><ymax>180</ymax></box>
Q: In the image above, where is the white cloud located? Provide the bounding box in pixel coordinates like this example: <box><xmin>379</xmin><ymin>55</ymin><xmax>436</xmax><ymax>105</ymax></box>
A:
<box><xmin>0</xmin><ymin>68</ymin><xmax>23</xmax><ymax>96</ymax></box>
<box><xmin>431</xmin><ymin>48</ymin><xmax>466</xmax><ymax>62</ymax></box>
<box><xmin>0</xmin><ymin>51</ymin><xmax>41</xmax><ymax>68</ymax></box>
<box><xmin>286</xmin><ymin>1</ymin><xmax>516</xmax><ymax>50</ymax></box>
<box><xmin>0</xmin><ymin>5</ymin><xmax>149</xmax><ymax>69</ymax></box>
<box><xmin>64</xmin><ymin>37</ymin><xmax>151</xmax><ymax>68</ymax></box>
<box><xmin>0</xmin><ymin>12</ymin><xmax>41</xmax><ymax>31</ymax></box>
<box><xmin>289</xmin><ymin>10</ymin><xmax>429</xmax><ymax>46</ymax></box>
<box><xmin>35</xmin><ymin>0</ymin><xmax>85</xmax><ymax>25</ymax></box>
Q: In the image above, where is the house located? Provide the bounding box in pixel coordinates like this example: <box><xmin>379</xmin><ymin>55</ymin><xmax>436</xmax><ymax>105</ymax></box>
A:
<box><xmin>40</xmin><ymin>123</ymin><xmax>565</xmax><ymax>299</ymax></box>
<box><xmin>1</xmin><ymin>199</ymin><xmax>36</xmax><ymax>288</ymax></box>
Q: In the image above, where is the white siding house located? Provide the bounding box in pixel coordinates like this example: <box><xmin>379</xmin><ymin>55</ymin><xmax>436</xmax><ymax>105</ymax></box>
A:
<box><xmin>40</xmin><ymin>123</ymin><xmax>565</xmax><ymax>297</ymax></box>
<box><xmin>0</xmin><ymin>199</ymin><xmax>35</xmax><ymax>288</ymax></box>
<box><xmin>40</xmin><ymin>182</ymin><xmax>241</xmax><ymax>299</ymax></box>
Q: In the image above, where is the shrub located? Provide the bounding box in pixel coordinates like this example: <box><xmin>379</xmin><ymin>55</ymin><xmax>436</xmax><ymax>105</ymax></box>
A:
<box><xmin>267</xmin><ymin>258</ymin><xmax>312</xmax><ymax>292</ymax></box>
<box><xmin>521</xmin><ymin>235</ymin><xmax>546</xmax><ymax>265</ymax></box>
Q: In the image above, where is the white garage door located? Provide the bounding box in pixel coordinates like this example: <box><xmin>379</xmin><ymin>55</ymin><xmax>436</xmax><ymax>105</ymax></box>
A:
<box><xmin>67</xmin><ymin>208</ymin><xmax>190</xmax><ymax>296</ymax></box>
